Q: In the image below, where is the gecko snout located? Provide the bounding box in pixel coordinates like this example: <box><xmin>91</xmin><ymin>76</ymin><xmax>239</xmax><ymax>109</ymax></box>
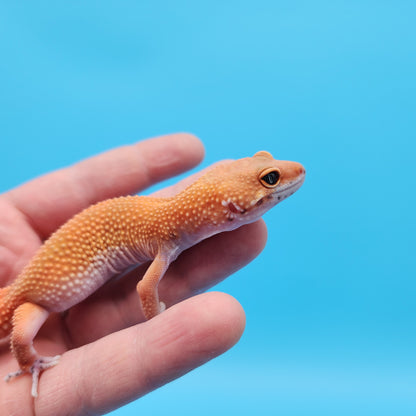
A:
<box><xmin>277</xmin><ymin>160</ymin><xmax>306</xmax><ymax>183</ymax></box>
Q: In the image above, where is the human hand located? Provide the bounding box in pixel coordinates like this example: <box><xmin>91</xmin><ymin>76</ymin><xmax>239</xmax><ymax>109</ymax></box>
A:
<box><xmin>0</xmin><ymin>133</ymin><xmax>267</xmax><ymax>416</ymax></box>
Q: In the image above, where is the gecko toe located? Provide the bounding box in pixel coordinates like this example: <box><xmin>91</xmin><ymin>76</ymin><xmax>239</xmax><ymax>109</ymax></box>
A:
<box><xmin>4</xmin><ymin>369</ymin><xmax>24</xmax><ymax>383</ymax></box>
<box><xmin>4</xmin><ymin>355</ymin><xmax>61</xmax><ymax>397</ymax></box>
<box><xmin>30</xmin><ymin>355</ymin><xmax>61</xmax><ymax>398</ymax></box>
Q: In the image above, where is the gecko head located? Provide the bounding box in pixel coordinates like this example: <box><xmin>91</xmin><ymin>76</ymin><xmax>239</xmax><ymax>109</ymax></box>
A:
<box><xmin>176</xmin><ymin>150</ymin><xmax>305</xmax><ymax>236</ymax></box>
<box><xmin>212</xmin><ymin>150</ymin><xmax>306</xmax><ymax>225</ymax></box>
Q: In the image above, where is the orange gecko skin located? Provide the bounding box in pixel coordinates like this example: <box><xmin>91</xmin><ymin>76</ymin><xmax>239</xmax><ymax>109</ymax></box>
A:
<box><xmin>0</xmin><ymin>151</ymin><xmax>305</xmax><ymax>397</ymax></box>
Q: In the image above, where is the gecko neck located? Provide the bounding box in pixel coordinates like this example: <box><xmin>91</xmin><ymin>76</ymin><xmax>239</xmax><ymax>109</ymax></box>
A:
<box><xmin>158</xmin><ymin>185</ymin><xmax>248</xmax><ymax>250</ymax></box>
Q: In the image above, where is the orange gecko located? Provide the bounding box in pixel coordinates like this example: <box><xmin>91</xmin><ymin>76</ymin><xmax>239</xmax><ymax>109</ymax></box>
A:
<box><xmin>0</xmin><ymin>151</ymin><xmax>305</xmax><ymax>397</ymax></box>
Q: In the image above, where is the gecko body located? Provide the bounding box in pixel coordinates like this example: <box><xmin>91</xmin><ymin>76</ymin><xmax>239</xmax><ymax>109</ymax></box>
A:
<box><xmin>0</xmin><ymin>151</ymin><xmax>305</xmax><ymax>397</ymax></box>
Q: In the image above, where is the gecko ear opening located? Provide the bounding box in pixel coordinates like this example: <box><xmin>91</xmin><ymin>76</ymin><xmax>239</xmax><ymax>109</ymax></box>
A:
<box><xmin>254</xmin><ymin>151</ymin><xmax>274</xmax><ymax>159</ymax></box>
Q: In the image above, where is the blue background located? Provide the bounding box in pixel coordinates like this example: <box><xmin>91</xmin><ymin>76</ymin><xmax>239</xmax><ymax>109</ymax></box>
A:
<box><xmin>1</xmin><ymin>1</ymin><xmax>415</xmax><ymax>415</ymax></box>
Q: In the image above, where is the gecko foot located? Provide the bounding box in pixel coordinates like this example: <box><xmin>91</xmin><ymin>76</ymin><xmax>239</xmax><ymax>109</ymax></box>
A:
<box><xmin>5</xmin><ymin>355</ymin><xmax>61</xmax><ymax>398</ymax></box>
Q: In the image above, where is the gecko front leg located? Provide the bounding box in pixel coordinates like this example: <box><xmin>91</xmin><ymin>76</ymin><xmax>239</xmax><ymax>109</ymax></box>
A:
<box><xmin>137</xmin><ymin>253</ymin><xmax>171</xmax><ymax>320</ymax></box>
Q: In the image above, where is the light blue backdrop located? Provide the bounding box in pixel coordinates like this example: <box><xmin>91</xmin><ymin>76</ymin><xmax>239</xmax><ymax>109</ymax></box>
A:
<box><xmin>1</xmin><ymin>1</ymin><xmax>415</xmax><ymax>415</ymax></box>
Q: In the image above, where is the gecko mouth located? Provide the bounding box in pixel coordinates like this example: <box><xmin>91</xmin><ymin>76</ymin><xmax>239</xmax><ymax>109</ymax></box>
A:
<box><xmin>275</xmin><ymin>174</ymin><xmax>305</xmax><ymax>200</ymax></box>
<box><xmin>252</xmin><ymin>175</ymin><xmax>305</xmax><ymax>207</ymax></box>
<box><xmin>231</xmin><ymin>173</ymin><xmax>305</xmax><ymax>216</ymax></box>
<box><xmin>255</xmin><ymin>174</ymin><xmax>305</xmax><ymax>207</ymax></box>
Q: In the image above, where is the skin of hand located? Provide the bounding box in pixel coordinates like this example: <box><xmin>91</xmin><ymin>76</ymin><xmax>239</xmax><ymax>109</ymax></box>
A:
<box><xmin>0</xmin><ymin>133</ymin><xmax>267</xmax><ymax>416</ymax></box>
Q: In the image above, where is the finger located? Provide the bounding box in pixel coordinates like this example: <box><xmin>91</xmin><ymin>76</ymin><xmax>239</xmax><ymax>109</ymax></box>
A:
<box><xmin>64</xmin><ymin>219</ymin><xmax>267</xmax><ymax>346</ymax></box>
<box><xmin>6</xmin><ymin>133</ymin><xmax>204</xmax><ymax>238</ymax></box>
<box><xmin>35</xmin><ymin>292</ymin><xmax>245</xmax><ymax>416</ymax></box>
<box><xmin>0</xmin><ymin>199</ymin><xmax>43</xmax><ymax>284</ymax></box>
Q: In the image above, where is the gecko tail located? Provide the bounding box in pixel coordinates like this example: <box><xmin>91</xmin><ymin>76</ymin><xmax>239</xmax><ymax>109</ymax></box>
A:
<box><xmin>0</xmin><ymin>287</ymin><xmax>13</xmax><ymax>342</ymax></box>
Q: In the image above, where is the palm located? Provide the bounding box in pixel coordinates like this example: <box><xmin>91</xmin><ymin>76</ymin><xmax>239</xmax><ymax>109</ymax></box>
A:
<box><xmin>0</xmin><ymin>134</ymin><xmax>267</xmax><ymax>416</ymax></box>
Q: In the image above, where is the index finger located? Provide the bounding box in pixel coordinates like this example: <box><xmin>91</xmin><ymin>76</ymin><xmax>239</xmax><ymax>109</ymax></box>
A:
<box><xmin>5</xmin><ymin>133</ymin><xmax>204</xmax><ymax>238</ymax></box>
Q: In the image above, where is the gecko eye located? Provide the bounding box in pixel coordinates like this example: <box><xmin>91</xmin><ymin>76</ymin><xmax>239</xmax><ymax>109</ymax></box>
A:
<box><xmin>260</xmin><ymin>169</ymin><xmax>281</xmax><ymax>188</ymax></box>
